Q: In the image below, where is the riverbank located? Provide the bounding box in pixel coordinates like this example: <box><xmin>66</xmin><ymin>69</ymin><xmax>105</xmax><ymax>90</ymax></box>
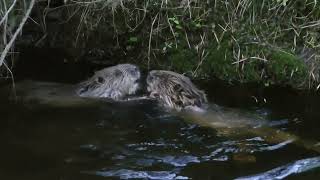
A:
<box><xmin>1</xmin><ymin>0</ymin><xmax>319</xmax><ymax>89</ymax></box>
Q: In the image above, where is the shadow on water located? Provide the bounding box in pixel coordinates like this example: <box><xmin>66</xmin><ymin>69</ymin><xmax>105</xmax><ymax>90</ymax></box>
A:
<box><xmin>1</xmin><ymin>48</ymin><xmax>320</xmax><ymax>179</ymax></box>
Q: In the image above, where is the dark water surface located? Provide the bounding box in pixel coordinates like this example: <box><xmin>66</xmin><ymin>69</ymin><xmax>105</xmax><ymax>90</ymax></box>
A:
<box><xmin>1</xmin><ymin>79</ymin><xmax>320</xmax><ymax>180</ymax></box>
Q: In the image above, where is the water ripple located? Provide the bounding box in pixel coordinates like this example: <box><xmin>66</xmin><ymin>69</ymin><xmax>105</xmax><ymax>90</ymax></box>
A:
<box><xmin>152</xmin><ymin>155</ymin><xmax>200</xmax><ymax>167</ymax></box>
<box><xmin>235</xmin><ymin>156</ymin><xmax>320</xmax><ymax>180</ymax></box>
<box><xmin>83</xmin><ymin>169</ymin><xmax>189</xmax><ymax>179</ymax></box>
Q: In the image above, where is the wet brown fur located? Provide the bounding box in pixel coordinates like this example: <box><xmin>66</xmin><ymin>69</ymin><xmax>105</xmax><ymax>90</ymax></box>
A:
<box><xmin>76</xmin><ymin>64</ymin><xmax>140</xmax><ymax>100</ymax></box>
<box><xmin>146</xmin><ymin>70</ymin><xmax>207</xmax><ymax>111</ymax></box>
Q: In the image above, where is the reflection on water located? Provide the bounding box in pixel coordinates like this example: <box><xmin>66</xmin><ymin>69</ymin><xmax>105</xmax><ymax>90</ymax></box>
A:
<box><xmin>86</xmin><ymin>169</ymin><xmax>188</xmax><ymax>179</ymax></box>
<box><xmin>0</xmin><ymin>81</ymin><xmax>320</xmax><ymax>179</ymax></box>
<box><xmin>236</xmin><ymin>156</ymin><xmax>320</xmax><ymax>180</ymax></box>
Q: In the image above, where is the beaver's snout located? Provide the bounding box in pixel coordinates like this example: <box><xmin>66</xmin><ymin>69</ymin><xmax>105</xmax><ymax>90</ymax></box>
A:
<box><xmin>77</xmin><ymin>64</ymin><xmax>142</xmax><ymax>100</ymax></box>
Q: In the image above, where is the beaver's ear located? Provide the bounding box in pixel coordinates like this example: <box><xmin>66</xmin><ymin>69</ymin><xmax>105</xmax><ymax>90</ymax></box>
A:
<box><xmin>114</xmin><ymin>69</ymin><xmax>122</xmax><ymax>77</ymax></box>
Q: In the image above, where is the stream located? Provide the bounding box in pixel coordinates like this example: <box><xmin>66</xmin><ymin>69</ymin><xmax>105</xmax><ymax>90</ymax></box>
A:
<box><xmin>1</xmin><ymin>77</ymin><xmax>320</xmax><ymax>180</ymax></box>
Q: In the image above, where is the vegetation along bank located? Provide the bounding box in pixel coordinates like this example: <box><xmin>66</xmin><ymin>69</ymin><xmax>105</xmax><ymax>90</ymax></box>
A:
<box><xmin>1</xmin><ymin>0</ymin><xmax>319</xmax><ymax>89</ymax></box>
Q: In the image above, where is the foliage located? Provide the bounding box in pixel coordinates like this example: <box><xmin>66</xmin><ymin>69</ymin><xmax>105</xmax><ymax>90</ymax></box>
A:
<box><xmin>267</xmin><ymin>50</ymin><xmax>308</xmax><ymax>87</ymax></box>
<box><xmin>1</xmin><ymin>0</ymin><xmax>320</xmax><ymax>89</ymax></box>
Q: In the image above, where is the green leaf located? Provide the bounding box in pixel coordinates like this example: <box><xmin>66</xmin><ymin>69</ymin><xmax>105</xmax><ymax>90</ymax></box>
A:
<box><xmin>176</xmin><ymin>25</ymin><xmax>183</xmax><ymax>30</ymax></box>
<box><xmin>195</xmin><ymin>23</ymin><xmax>201</xmax><ymax>28</ymax></box>
<box><xmin>129</xmin><ymin>37</ymin><xmax>138</xmax><ymax>42</ymax></box>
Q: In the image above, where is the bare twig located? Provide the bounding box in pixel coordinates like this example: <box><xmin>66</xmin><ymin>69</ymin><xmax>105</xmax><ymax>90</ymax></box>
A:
<box><xmin>147</xmin><ymin>13</ymin><xmax>159</xmax><ymax>69</ymax></box>
<box><xmin>0</xmin><ymin>0</ymin><xmax>36</xmax><ymax>68</ymax></box>
<box><xmin>0</xmin><ymin>0</ymin><xmax>18</xmax><ymax>26</ymax></box>
<box><xmin>3</xmin><ymin>62</ymin><xmax>16</xmax><ymax>99</ymax></box>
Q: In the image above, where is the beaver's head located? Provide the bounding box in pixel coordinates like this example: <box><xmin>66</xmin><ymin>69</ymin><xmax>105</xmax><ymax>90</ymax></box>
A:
<box><xmin>77</xmin><ymin>64</ymin><xmax>140</xmax><ymax>100</ymax></box>
<box><xmin>146</xmin><ymin>70</ymin><xmax>207</xmax><ymax>111</ymax></box>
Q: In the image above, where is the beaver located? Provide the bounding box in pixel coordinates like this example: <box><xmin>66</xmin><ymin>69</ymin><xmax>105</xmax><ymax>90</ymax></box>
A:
<box><xmin>146</xmin><ymin>70</ymin><xmax>207</xmax><ymax>111</ymax></box>
<box><xmin>1</xmin><ymin>64</ymin><xmax>142</xmax><ymax>107</ymax></box>
<box><xmin>145</xmin><ymin>70</ymin><xmax>320</xmax><ymax>157</ymax></box>
<box><xmin>77</xmin><ymin>64</ymin><xmax>141</xmax><ymax>100</ymax></box>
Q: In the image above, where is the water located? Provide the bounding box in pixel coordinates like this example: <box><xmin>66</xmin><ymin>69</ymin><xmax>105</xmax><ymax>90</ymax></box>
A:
<box><xmin>1</xmin><ymin>79</ymin><xmax>320</xmax><ymax>180</ymax></box>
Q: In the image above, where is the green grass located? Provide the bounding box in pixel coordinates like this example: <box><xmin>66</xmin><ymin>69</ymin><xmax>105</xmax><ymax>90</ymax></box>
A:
<box><xmin>1</xmin><ymin>0</ymin><xmax>320</xmax><ymax>89</ymax></box>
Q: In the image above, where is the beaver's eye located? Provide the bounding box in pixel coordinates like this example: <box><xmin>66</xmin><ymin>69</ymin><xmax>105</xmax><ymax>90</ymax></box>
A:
<box><xmin>147</xmin><ymin>75</ymin><xmax>154</xmax><ymax>82</ymax></box>
<box><xmin>97</xmin><ymin>76</ymin><xmax>105</xmax><ymax>83</ymax></box>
